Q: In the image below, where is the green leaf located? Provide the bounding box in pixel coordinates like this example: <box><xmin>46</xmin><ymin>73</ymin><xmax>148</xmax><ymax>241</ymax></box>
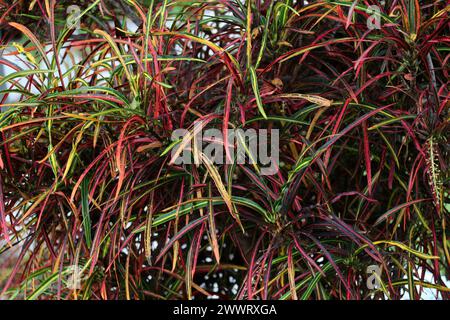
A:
<box><xmin>249</xmin><ymin>66</ymin><xmax>267</xmax><ymax>119</ymax></box>
<box><xmin>81</xmin><ymin>178</ymin><xmax>92</xmax><ymax>248</ymax></box>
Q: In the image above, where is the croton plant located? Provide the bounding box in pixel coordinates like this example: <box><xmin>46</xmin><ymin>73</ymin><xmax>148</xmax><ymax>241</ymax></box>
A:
<box><xmin>0</xmin><ymin>0</ymin><xmax>448</xmax><ymax>300</ymax></box>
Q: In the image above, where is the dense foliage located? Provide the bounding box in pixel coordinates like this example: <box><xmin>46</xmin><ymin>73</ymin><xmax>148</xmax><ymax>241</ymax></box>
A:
<box><xmin>0</xmin><ymin>0</ymin><xmax>449</xmax><ymax>300</ymax></box>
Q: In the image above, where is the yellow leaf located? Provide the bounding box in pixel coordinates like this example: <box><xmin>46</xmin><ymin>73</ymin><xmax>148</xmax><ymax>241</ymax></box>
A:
<box><xmin>372</xmin><ymin>241</ymin><xmax>440</xmax><ymax>260</ymax></box>
<box><xmin>276</xmin><ymin>93</ymin><xmax>333</xmax><ymax>107</ymax></box>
